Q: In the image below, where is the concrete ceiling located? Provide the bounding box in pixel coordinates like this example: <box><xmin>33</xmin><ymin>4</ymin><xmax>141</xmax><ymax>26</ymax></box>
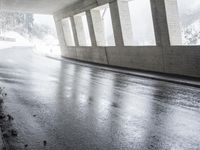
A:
<box><xmin>0</xmin><ymin>0</ymin><xmax>81</xmax><ymax>14</ymax></box>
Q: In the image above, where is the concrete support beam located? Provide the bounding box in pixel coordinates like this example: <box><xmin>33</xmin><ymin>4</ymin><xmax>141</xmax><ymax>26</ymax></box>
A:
<box><xmin>150</xmin><ymin>0</ymin><xmax>172</xmax><ymax>72</ymax></box>
<box><xmin>86</xmin><ymin>10</ymin><xmax>97</xmax><ymax>46</ymax></box>
<box><xmin>71</xmin><ymin>17</ymin><xmax>79</xmax><ymax>46</ymax></box>
<box><xmin>91</xmin><ymin>10</ymin><xmax>107</xmax><ymax>46</ymax></box>
<box><xmin>150</xmin><ymin>0</ymin><xmax>171</xmax><ymax>47</ymax></box>
<box><xmin>74</xmin><ymin>15</ymin><xmax>87</xmax><ymax>46</ymax></box>
<box><xmin>62</xmin><ymin>18</ymin><xmax>75</xmax><ymax>46</ymax></box>
<box><xmin>109</xmin><ymin>1</ymin><xmax>124</xmax><ymax>47</ymax></box>
<box><xmin>164</xmin><ymin>0</ymin><xmax>182</xmax><ymax>45</ymax></box>
<box><xmin>54</xmin><ymin>20</ymin><xmax>67</xmax><ymax>54</ymax></box>
<box><xmin>117</xmin><ymin>0</ymin><xmax>134</xmax><ymax>46</ymax></box>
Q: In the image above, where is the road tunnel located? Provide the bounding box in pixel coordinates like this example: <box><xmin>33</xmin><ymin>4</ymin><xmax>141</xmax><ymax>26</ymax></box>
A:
<box><xmin>0</xmin><ymin>0</ymin><xmax>200</xmax><ymax>150</ymax></box>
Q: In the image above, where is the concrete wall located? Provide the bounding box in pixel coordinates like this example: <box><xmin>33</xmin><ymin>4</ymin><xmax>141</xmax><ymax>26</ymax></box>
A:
<box><xmin>53</xmin><ymin>0</ymin><xmax>200</xmax><ymax>78</ymax></box>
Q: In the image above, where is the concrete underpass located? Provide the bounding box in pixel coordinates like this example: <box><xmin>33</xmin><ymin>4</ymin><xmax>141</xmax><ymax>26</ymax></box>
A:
<box><xmin>0</xmin><ymin>0</ymin><xmax>200</xmax><ymax>150</ymax></box>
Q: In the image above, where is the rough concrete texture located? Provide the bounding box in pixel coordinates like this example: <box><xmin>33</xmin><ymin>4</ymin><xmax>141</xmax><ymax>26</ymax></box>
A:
<box><xmin>53</xmin><ymin>0</ymin><xmax>200</xmax><ymax>78</ymax></box>
<box><xmin>0</xmin><ymin>47</ymin><xmax>200</xmax><ymax>150</ymax></box>
<box><xmin>76</xmin><ymin>47</ymin><xmax>108</xmax><ymax>64</ymax></box>
<box><xmin>164</xmin><ymin>0</ymin><xmax>182</xmax><ymax>45</ymax></box>
<box><xmin>0</xmin><ymin>0</ymin><xmax>81</xmax><ymax>14</ymax></box>
<box><xmin>106</xmin><ymin>46</ymin><xmax>164</xmax><ymax>71</ymax></box>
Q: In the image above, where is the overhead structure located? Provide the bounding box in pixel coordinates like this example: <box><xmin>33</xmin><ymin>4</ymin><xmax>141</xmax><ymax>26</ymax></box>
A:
<box><xmin>0</xmin><ymin>0</ymin><xmax>82</xmax><ymax>14</ymax></box>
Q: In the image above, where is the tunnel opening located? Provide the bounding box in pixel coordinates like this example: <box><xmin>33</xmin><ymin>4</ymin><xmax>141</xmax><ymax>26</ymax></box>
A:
<box><xmin>0</xmin><ymin>0</ymin><xmax>200</xmax><ymax>149</ymax></box>
<box><xmin>0</xmin><ymin>11</ymin><xmax>61</xmax><ymax>56</ymax></box>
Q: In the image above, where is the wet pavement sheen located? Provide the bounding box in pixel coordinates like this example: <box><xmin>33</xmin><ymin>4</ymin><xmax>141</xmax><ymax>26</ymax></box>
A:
<box><xmin>0</xmin><ymin>47</ymin><xmax>200</xmax><ymax>150</ymax></box>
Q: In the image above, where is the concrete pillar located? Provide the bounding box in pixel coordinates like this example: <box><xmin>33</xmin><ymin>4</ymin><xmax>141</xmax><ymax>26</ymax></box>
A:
<box><xmin>109</xmin><ymin>1</ymin><xmax>124</xmax><ymax>47</ymax></box>
<box><xmin>62</xmin><ymin>18</ymin><xmax>75</xmax><ymax>46</ymax></box>
<box><xmin>91</xmin><ymin>10</ymin><xmax>107</xmax><ymax>46</ymax></box>
<box><xmin>71</xmin><ymin>16</ymin><xmax>79</xmax><ymax>46</ymax></box>
<box><xmin>74</xmin><ymin>15</ymin><xmax>87</xmax><ymax>46</ymax></box>
<box><xmin>150</xmin><ymin>0</ymin><xmax>171</xmax><ymax>47</ymax></box>
<box><xmin>86</xmin><ymin>10</ymin><xmax>97</xmax><ymax>46</ymax></box>
<box><xmin>117</xmin><ymin>0</ymin><xmax>134</xmax><ymax>46</ymax></box>
<box><xmin>164</xmin><ymin>0</ymin><xmax>182</xmax><ymax>45</ymax></box>
<box><xmin>54</xmin><ymin>20</ymin><xmax>67</xmax><ymax>54</ymax></box>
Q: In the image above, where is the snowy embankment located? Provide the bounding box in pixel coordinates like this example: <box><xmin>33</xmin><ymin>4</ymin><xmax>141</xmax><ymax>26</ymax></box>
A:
<box><xmin>0</xmin><ymin>31</ymin><xmax>33</xmax><ymax>49</ymax></box>
<box><xmin>0</xmin><ymin>31</ymin><xmax>61</xmax><ymax>57</ymax></box>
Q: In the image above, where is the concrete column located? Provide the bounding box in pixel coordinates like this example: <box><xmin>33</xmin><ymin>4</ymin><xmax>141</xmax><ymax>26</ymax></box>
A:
<box><xmin>71</xmin><ymin>16</ymin><xmax>79</xmax><ymax>46</ymax></box>
<box><xmin>86</xmin><ymin>10</ymin><xmax>97</xmax><ymax>46</ymax></box>
<box><xmin>164</xmin><ymin>0</ymin><xmax>182</xmax><ymax>45</ymax></box>
<box><xmin>54</xmin><ymin>20</ymin><xmax>67</xmax><ymax>54</ymax></box>
<box><xmin>150</xmin><ymin>0</ymin><xmax>171</xmax><ymax>47</ymax></box>
<box><xmin>74</xmin><ymin>16</ymin><xmax>87</xmax><ymax>46</ymax></box>
<box><xmin>91</xmin><ymin>10</ymin><xmax>107</xmax><ymax>46</ymax></box>
<box><xmin>109</xmin><ymin>1</ymin><xmax>124</xmax><ymax>47</ymax></box>
<box><xmin>62</xmin><ymin>18</ymin><xmax>75</xmax><ymax>46</ymax></box>
<box><xmin>117</xmin><ymin>0</ymin><xmax>134</xmax><ymax>46</ymax></box>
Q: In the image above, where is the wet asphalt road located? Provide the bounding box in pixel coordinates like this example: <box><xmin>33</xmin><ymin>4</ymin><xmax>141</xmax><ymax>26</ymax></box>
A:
<box><xmin>0</xmin><ymin>47</ymin><xmax>200</xmax><ymax>150</ymax></box>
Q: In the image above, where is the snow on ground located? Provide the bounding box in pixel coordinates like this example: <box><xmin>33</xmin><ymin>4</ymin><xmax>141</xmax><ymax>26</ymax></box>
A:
<box><xmin>0</xmin><ymin>31</ymin><xmax>32</xmax><ymax>49</ymax></box>
<box><xmin>0</xmin><ymin>31</ymin><xmax>61</xmax><ymax>57</ymax></box>
<box><xmin>32</xmin><ymin>35</ymin><xmax>61</xmax><ymax>57</ymax></box>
